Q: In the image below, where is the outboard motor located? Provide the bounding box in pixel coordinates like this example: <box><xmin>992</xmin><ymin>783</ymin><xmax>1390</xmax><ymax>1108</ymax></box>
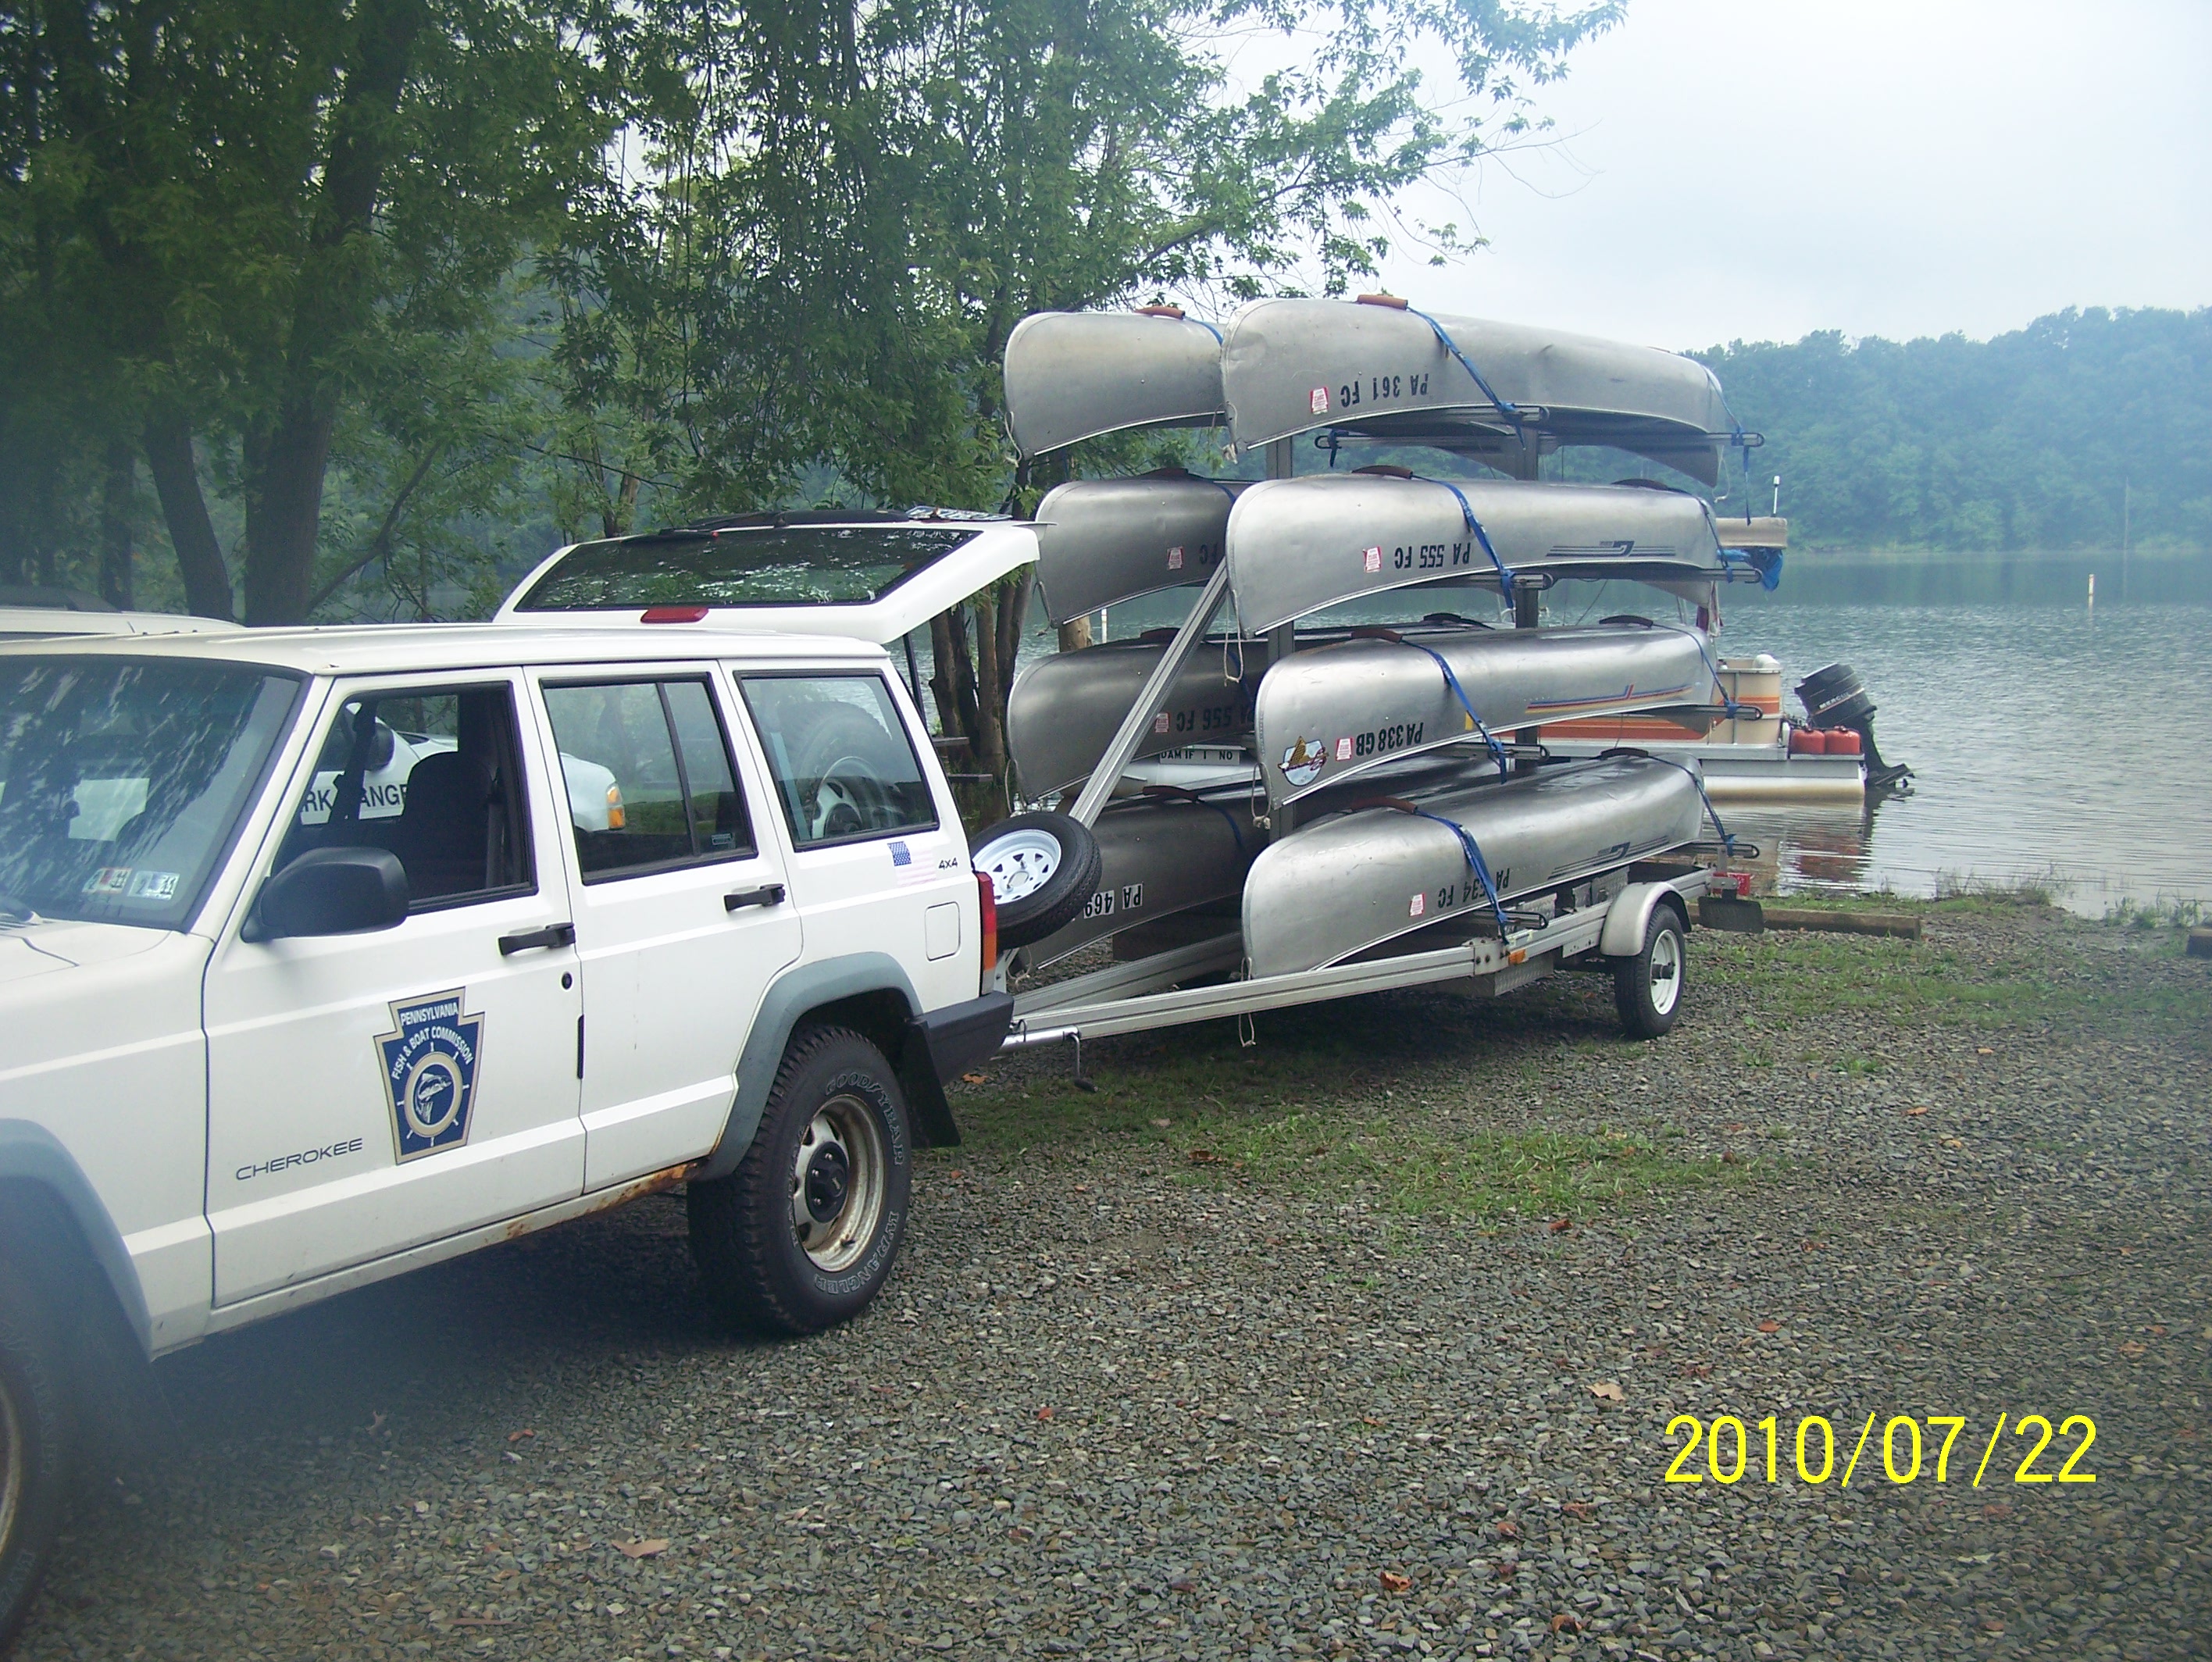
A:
<box><xmin>1796</xmin><ymin>663</ymin><xmax>1912</xmax><ymax>790</ymax></box>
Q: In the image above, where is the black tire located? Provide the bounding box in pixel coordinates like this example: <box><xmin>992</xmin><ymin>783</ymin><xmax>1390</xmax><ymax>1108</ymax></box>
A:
<box><xmin>971</xmin><ymin>811</ymin><xmax>1101</xmax><ymax>947</ymax></box>
<box><xmin>688</xmin><ymin>1027</ymin><xmax>912</xmax><ymax>1336</ymax></box>
<box><xmin>1614</xmin><ymin>903</ymin><xmax>1689</xmax><ymax>1040</ymax></box>
<box><xmin>0</xmin><ymin>1260</ymin><xmax>74</xmax><ymax>1652</ymax></box>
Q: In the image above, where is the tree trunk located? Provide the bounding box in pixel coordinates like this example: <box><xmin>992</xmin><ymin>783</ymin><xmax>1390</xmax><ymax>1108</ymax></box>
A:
<box><xmin>99</xmin><ymin>440</ymin><xmax>135</xmax><ymax>609</ymax></box>
<box><xmin>970</xmin><ymin>597</ymin><xmax>1008</xmax><ymax>780</ymax></box>
<box><xmin>237</xmin><ymin>0</ymin><xmax>426</xmax><ymax>625</ymax></box>
<box><xmin>241</xmin><ymin>403</ymin><xmax>339</xmax><ymax>624</ymax></box>
<box><xmin>143</xmin><ymin>413</ymin><xmax>234</xmax><ymax>620</ymax></box>
<box><xmin>994</xmin><ymin>570</ymin><xmax>1033</xmax><ymax>704</ymax></box>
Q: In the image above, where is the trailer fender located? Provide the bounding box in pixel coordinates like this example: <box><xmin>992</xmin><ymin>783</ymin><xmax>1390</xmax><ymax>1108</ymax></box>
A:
<box><xmin>1600</xmin><ymin>883</ymin><xmax>1686</xmax><ymax>959</ymax></box>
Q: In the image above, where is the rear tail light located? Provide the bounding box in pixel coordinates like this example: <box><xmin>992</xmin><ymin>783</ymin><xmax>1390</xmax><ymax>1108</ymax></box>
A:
<box><xmin>975</xmin><ymin>871</ymin><xmax>998</xmax><ymax>982</ymax></box>
<box><xmin>641</xmin><ymin>604</ymin><xmax>709</xmax><ymax>623</ymax></box>
<box><xmin>606</xmin><ymin>783</ymin><xmax>626</xmax><ymax>830</ymax></box>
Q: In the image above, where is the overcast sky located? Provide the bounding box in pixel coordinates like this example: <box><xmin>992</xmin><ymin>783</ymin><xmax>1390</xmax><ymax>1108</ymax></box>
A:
<box><xmin>1354</xmin><ymin>0</ymin><xmax>2210</xmax><ymax>352</ymax></box>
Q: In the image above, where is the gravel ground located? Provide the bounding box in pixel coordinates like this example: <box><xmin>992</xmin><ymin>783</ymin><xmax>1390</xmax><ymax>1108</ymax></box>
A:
<box><xmin>15</xmin><ymin>901</ymin><xmax>2209</xmax><ymax>1662</ymax></box>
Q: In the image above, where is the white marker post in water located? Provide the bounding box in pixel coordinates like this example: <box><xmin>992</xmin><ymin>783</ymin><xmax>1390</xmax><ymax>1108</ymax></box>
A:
<box><xmin>2088</xmin><ymin>572</ymin><xmax>2096</xmax><ymax>611</ymax></box>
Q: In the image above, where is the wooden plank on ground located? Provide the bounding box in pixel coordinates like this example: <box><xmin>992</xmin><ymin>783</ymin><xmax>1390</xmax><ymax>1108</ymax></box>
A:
<box><xmin>1758</xmin><ymin>905</ymin><xmax>1921</xmax><ymax>940</ymax></box>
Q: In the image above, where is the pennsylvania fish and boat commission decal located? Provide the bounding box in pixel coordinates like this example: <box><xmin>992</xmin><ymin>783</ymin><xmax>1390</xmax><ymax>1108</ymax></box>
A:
<box><xmin>375</xmin><ymin>989</ymin><xmax>486</xmax><ymax>1163</ymax></box>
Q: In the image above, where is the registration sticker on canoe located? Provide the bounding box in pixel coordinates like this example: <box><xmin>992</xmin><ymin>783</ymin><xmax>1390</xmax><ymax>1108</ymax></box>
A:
<box><xmin>1409</xmin><ymin>892</ymin><xmax>1426</xmax><ymax>918</ymax></box>
<box><xmin>1310</xmin><ymin>387</ymin><xmax>1330</xmax><ymax>415</ymax></box>
<box><xmin>1166</xmin><ymin>545</ymin><xmax>1184</xmax><ymax>570</ymax></box>
<box><xmin>1362</xmin><ymin>545</ymin><xmax>1382</xmax><ymax>572</ymax></box>
<box><xmin>1334</xmin><ymin>736</ymin><xmax>1354</xmax><ymax>761</ymax></box>
<box><xmin>1153</xmin><ymin>712</ymin><xmax>1173</xmax><ymax>734</ymax></box>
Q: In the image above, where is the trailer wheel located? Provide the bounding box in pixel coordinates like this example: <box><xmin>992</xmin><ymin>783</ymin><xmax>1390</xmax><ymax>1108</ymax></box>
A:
<box><xmin>970</xmin><ymin>811</ymin><xmax>1101</xmax><ymax>947</ymax></box>
<box><xmin>1614</xmin><ymin>904</ymin><xmax>1688</xmax><ymax>1039</ymax></box>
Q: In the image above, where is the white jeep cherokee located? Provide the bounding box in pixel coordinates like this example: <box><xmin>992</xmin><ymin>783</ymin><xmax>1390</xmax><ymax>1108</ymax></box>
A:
<box><xmin>0</xmin><ymin>621</ymin><xmax>1010</xmax><ymax>1640</ymax></box>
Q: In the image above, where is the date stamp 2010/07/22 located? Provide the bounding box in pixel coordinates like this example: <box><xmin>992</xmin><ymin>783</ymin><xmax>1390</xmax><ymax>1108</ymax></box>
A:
<box><xmin>1663</xmin><ymin>1412</ymin><xmax>2096</xmax><ymax>1487</ymax></box>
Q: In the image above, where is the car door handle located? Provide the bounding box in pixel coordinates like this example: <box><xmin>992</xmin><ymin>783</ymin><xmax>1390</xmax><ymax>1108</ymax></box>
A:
<box><xmin>725</xmin><ymin>883</ymin><xmax>787</xmax><ymax>912</ymax></box>
<box><xmin>497</xmin><ymin>922</ymin><xmax>576</xmax><ymax>955</ymax></box>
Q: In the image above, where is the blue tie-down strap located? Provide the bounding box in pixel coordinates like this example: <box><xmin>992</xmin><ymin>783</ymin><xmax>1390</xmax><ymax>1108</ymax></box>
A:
<box><xmin>1343</xmin><ymin>793</ymin><xmax>1515</xmax><ymax>940</ymax></box>
<box><xmin>1661</xmin><ymin>622</ymin><xmax>1755</xmax><ymax>722</ymax></box>
<box><xmin>1604</xmin><ymin>747</ymin><xmax>1737</xmax><ymax>855</ymax></box>
<box><xmin>1397</xmin><ymin>635</ymin><xmax>1513</xmax><ymax>776</ymax></box>
<box><xmin>1417</xmin><ymin>476</ymin><xmax>1517</xmax><ymax>594</ymax></box>
<box><xmin>1410</xmin><ymin>806</ymin><xmax>1514</xmax><ymax>940</ymax></box>
<box><xmin>1404</xmin><ymin>305</ymin><xmax>1524</xmax><ymax>429</ymax></box>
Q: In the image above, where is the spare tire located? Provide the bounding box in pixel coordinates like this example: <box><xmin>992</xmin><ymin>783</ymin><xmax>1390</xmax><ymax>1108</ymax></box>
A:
<box><xmin>972</xmin><ymin>811</ymin><xmax>1102</xmax><ymax>947</ymax></box>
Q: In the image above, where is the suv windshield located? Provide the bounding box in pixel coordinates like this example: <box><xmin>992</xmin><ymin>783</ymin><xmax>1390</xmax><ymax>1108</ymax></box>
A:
<box><xmin>0</xmin><ymin>657</ymin><xmax>300</xmax><ymax>929</ymax></box>
<box><xmin>513</xmin><ymin>525</ymin><xmax>976</xmax><ymax>610</ymax></box>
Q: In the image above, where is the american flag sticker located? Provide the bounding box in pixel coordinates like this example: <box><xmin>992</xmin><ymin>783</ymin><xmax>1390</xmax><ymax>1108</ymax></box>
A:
<box><xmin>1310</xmin><ymin>387</ymin><xmax>1330</xmax><ymax>415</ymax></box>
<box><xmin>1363</xmin><ymin>546</ymin><xmax>1382</xmax><ymax>572</ymax></box>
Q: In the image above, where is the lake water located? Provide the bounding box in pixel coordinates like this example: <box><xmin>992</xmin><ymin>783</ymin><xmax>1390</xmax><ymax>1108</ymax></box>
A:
<box><xmin>1719</xmin><ymin>552</ymin><xmax>2210</xmax><ymax>915</ymax></box>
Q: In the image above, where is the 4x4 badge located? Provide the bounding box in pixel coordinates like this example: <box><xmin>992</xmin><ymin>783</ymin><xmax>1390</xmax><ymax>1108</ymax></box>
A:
<box><xmin>375</xmin><ymin>989</ymin><xmax>486</xmax><ymax>1163</ymax></box>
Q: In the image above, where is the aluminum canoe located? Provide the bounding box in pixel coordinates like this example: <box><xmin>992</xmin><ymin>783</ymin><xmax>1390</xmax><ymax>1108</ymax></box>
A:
<box><xmin>1033</xmin><ymin>472</ymin><xmax>1249</xmax><ymax>626</ymax></box>
<box><xmin>1026</xmin><ymin>789</ymin><xmax>1263</xmax><ymax>965</ymax></box>
<box><xmin>1220</xmin><ymin>298</ymin><xmax>1738</xmax><ymax>483</ymax></box>
<box><xmin>1241</xmin><ymin>755</ymin><xmax>1706</xmax><ymax>977</ymax></box>
<box><xmin>1224</xmin><ymin>474</ymin><xmax>1726</xmax><ymax>633</ymax></box>
<box><xmin>1004</xmin><ymin>619</ymin><xmax>1516</xmax><ymax>799</ymax></box>
<box><xmin>1005</xmin><ymin>635</ymin><xmax>1266</xmax><ymax>799</ymax></box>
<box><xmin>1253</xmin><ymin>623</ymin><xmax>1715</xmax><ymax>806</ymax></box>
<box><xmin>1003</xmin><ymin>310</ymin><xmax>1228</xmax><ymax>458</ymax></box>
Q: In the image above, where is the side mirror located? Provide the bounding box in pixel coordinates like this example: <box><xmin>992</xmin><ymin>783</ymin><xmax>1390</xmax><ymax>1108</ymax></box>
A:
<box><xmin>248</xmin><ymin>847</ymin><xmax>409</xmax><ymax>940</ymax></box>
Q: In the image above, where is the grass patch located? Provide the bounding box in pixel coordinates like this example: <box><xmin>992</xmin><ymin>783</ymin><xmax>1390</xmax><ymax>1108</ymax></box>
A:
<box><xmin>2103</xmin><ymin>894</ymin><xmax>2205</xmax><ymax>931</ymax></box>
<box><xmin>1699</xmin><ymin>929</ymin><xmax>2208</xmax><ymax>1044</ymax></box>
<box><xmin>948</xmin><ymin>1004</ymin><xmax>1757</xmax><ymax>1220</ymax></box>
<box><xmin>1171</xmin><ymin>1115</ymin><xmax>1750</xmax><ymax>1218</ymax></box>
<box><xmin>1933</xmin><ymin>871</ymin><xmax>2065</xmax><ymax>909</ymax></box>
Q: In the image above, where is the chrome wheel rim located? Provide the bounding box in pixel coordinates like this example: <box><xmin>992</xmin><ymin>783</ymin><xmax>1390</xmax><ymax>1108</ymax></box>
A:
<box><xmin>1648</xmin><ymin>926</ymin><xmax>1683</xmax><ymax>1016</ymax></box>
<box><xmin>789</xmin><ymin>1093</ymin><xmax>887</xmax><ymax>1274</ymax></box>
<box><xmin>973</xmin><ymin>827</ymin><xmax>1063</xmax><ymax>904</ymax></box>
<box><xmin>0</xmin><ymin>1368</ymin><xmax>23</xmax><ymax>1563</ymax></box>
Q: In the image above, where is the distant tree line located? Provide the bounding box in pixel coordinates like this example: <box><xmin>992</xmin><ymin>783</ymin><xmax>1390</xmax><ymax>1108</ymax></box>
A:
<box><xmin>1690</xmin><ymin>307</ymin><xmax>2210</xmax><ymax>555</ymax></box>
<box><xmin>0</xmin><ymin>0</ymin><xmax>1621</xmax><ymax>629</ymax></box>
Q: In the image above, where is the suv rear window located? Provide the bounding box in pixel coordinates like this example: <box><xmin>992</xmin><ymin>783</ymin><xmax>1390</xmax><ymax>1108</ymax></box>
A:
<box><xmin>513</xmin><ymin>526</ymin><xmax>976</xmax><ymax>611</ymax></box>
<box><xmin>541</xmin><ymin>678</ymin><xmax>755</xmax><ymax>879</ymax></box>
<box><xmin>739</xmin><ymin>675</ymin><xmax>937</xmax><ymax>848</ymax></box>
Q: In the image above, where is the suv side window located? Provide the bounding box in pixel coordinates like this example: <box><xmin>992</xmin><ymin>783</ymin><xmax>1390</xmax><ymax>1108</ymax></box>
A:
<box><xmin>542</xmin><ymin>678</ymin><xmax>756</xmax><ymax>880</ymax></box>
<box><xmin>276</xmin><ymin>683</ymin><xmax>533</xmax><ymax>909</ymax></box>
<box><xmin>739</xmin><ymin>673</ymin><xmax>937</xmax><ymax>848</ymax></box>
